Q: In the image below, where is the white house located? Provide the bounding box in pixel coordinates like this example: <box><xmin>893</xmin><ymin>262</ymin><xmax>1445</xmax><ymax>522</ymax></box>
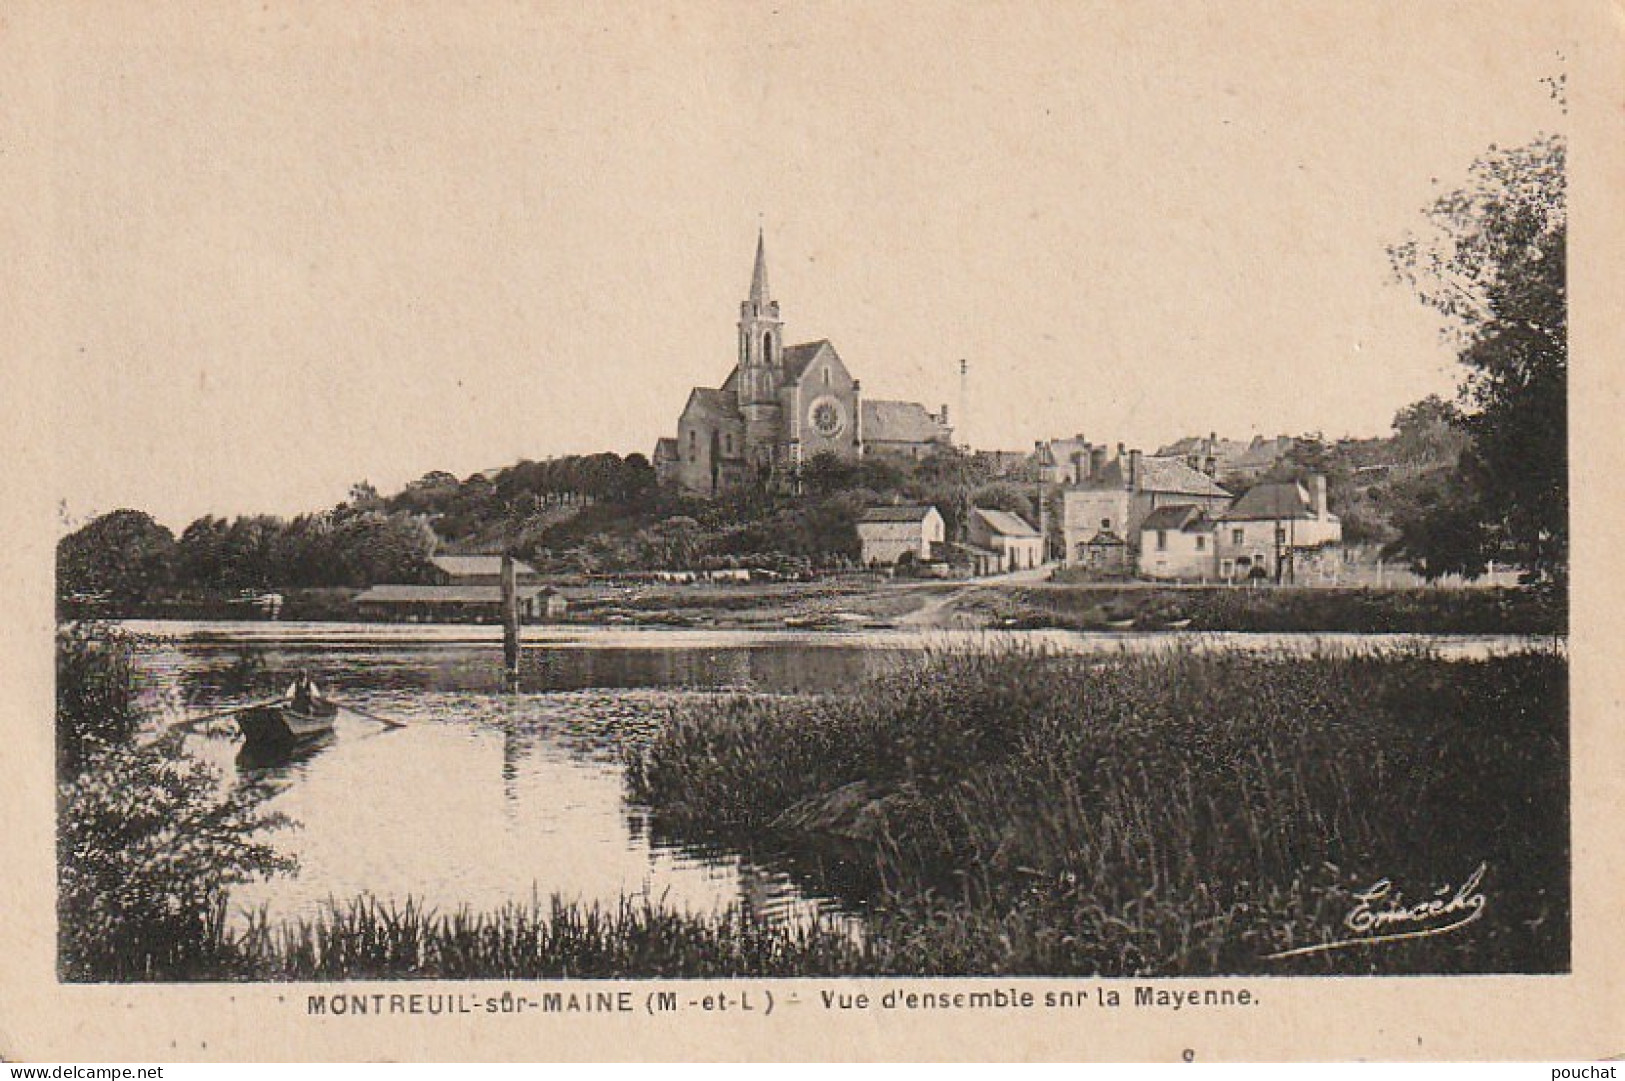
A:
<box><xmin>1059</xmin><ymin>449</ymin><xmax>1231</xmax><ymax>568</ymax></box>
<box><xmin>1215</xmin><ymin>476</ymin><xmax>1342</xmax><ymax>583</ymax></box>
<box><xmin>1137</xmin><ymin>505</ymin><xmax>1217</xmax><ymax>581</ymax></box>
<box><xmin>857</xmin><ymin>505</ymin><xmax>945</xmax><ymax>566</ymax></box>
<box><xmin>967</xmin><ymin>508</ymin><xmax>1045</xmax><ymax>573</ymax></box>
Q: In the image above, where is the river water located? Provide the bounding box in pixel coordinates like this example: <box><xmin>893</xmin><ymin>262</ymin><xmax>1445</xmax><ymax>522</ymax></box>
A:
<box><xmin>124</xmin><ymin>621</ymin><xmax>1561</xmax><ymax>931</ymax></box>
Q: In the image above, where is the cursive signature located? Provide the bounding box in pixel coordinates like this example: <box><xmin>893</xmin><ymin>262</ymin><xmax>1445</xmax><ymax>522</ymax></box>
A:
<box><xmin>1264</xmin><ymin>862</ymin><xmax>1488</xmax><ymax>960</ymax></box>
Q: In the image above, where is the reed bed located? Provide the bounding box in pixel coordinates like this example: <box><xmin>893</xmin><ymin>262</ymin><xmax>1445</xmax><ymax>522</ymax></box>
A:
<box><xmin>200</xmin><ymin>895</ymin><xmax>872</xmax><ymax>980</ymax></box>
<box><xmin>631</xmin><ymin>646</ymin><xmax>1568</xmax><ymax>975</ymax></box>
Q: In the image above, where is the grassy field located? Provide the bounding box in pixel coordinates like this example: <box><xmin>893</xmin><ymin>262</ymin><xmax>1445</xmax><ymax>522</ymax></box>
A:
<box><xmin>631</xmin><ymin>646</ymin><xmax>1568</xmax><ymax>975</ymax></box>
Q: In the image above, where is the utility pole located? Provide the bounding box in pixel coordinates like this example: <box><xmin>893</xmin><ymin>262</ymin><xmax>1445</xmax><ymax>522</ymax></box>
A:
<box><xmin>500</xmin><ymin>551</ymin><xmax>520</xmax><ymax>692</ymax></box>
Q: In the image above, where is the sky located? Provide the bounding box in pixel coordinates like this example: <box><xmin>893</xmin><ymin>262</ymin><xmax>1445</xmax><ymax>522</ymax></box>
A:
<box><xmin>45</xmin><ymin>2</ymin><xmax>1571</xmax><ymax>531</ymax></box>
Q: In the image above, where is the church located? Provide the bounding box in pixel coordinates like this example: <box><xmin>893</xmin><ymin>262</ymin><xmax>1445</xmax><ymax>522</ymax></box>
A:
<box><xmin>653</xmin><ymin>232</ymin><xmax>954</xmax><ymax>495</ymax></box>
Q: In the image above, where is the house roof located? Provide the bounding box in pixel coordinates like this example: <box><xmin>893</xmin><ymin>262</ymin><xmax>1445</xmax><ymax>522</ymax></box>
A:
<box><xmin>1139</xmin><ymin>504</ymin><xmax>1210</xmax><ymax>533</ymax></box>
<box><xmin>355</xmin><ymin>584</ymin><xmax>558</xmax><ymax>604</ymax></box>
<box><xmin>859</xmin><ymin>505</ymin><xmax>939</xmax><ymax>524</ymax></box>
<box><xmin>972</xmin><ymin>507</ymin><xmax>1040</xmax><ymax>537</ymax></box>
<box><xmin>862</xmin><ymin>400</ymin><xmax>948</xmax><ymax>445</ymax></box>
<box><xmin>1090</xmin><ymin>455</ymin><xmax>1230</xmax><ymax>497</ymax></box>
<box><xmin>1085</xmin><ymin>529</ymin><xmax>1127</xmax><ymax>547</ymax></box>
<box><xmin>431</xmin><ymin>555</ymin><xmax>538</xmax><ymax>578</ymax></box>
<box><xmin>1220</xmin><ymin>481</ymin><xmax>1319</xmax><ymax>521</ymax></box>
<box><xmin>653</xmin><ymin>437</ymin><xmax>680</xmax><ymax>462</ymax></box>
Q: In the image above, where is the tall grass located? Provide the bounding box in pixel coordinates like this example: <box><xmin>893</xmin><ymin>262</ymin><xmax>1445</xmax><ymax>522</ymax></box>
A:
<box><xmin>222</xmin><ymin>895</ymin><xmax>869</xmax><ymax>979</ymax></box>
<box><xmin>631</xmin><ymin>646</ymin><xmax>1568</xmax><ymax>975</ymax></box>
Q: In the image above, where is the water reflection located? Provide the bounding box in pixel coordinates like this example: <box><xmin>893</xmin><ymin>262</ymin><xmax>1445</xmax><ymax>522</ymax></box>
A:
<box><xmin>141</xmin><ymin>636</ymin><xmax>891</xmax><ymax>934</ymax></box>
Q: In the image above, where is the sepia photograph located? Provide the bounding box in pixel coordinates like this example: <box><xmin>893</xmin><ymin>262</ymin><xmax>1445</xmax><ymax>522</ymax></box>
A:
<box><xmin>6</xmin><ymin>0</ymin><xmax>1622</xmax><ymax>1063</ymax></box>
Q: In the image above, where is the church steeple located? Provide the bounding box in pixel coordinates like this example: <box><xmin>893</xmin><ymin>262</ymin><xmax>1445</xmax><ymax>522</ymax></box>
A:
<box><xmin>749</xmin><ymin>227</ymin><xmax>771</xmax><ymax>304</ymax></box>
<box><xmin>738</xmin><ymin>228</ymin><xmax>783</xmax><ymax>379</ymax></box>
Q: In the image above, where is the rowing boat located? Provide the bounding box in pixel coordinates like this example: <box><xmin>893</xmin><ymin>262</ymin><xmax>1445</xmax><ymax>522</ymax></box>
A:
<box><xmin>236</xmin><ymin>697</ymin><xmax>339</xmax><ymax>747</ymax></box>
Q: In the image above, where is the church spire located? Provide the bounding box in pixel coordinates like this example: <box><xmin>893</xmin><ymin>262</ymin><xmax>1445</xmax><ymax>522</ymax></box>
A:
<box><xmin>749</xmin><ymin>226</ymin><xmax>770</xmax><ymax>304</ymax></box>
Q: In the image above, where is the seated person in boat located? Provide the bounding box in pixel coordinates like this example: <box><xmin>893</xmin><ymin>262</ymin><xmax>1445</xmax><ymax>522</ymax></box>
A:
<box><xmin>285</xmin><ymin>670</ymin><xmax>326</xmax><ymax>712</ymax></box>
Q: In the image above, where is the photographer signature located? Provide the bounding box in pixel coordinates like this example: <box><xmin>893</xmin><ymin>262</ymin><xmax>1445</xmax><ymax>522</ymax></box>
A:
<box><xmin>1264</xmin><ymin>862</ymin><xmax>1488</xmax><ymax>960</ymax></box>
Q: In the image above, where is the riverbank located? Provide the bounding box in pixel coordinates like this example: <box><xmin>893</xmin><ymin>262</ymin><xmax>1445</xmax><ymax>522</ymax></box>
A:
<box><xmin>631</xmin><ymin>646</ymin><xmax>1569</xmax><ymax>975</ymax></box>
<box><xmin>961</xmin><ymin>582</ymin><xmax>1564</xmax><ymax>635</ymax></box>
<box><xmin>68</xmin><ymin>577</ymin><xmax>1564</xmax><ymax>635</ymax></box>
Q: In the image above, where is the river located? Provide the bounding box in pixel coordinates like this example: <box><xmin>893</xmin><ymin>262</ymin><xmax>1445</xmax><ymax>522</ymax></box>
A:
<box><xmin>124</xmin><ymin>620</ymin><xmax>1561</xmax><ymax>932</ymax></box>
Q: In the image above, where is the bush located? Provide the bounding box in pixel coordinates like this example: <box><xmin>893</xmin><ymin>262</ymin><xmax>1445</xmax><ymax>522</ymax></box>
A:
<box><xmin>56</xmin><ymin>621</ymin><xmax>144</xmax><ymax>780</ymax></box>
<box><xmin>57</xmin><ymin>735</ymin><xmax>295</xmax><ymax>981</ymax></box>
<box><xmin>56</xmin><ymin>621</ymin><xmax>294</xmax><ymax>981</ymax></box>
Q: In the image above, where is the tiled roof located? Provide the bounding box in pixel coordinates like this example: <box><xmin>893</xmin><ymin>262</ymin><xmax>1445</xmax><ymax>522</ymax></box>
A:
<box><xmin>356</xmin><ymin>584</ymin><xmax>557</xmax><ymax>604</ymax></box>
<box><xmin>862</xmin><ymin>400</ymin><xmax>948</xmax><ymax>445</ymax></box>
<box><xmin>1220</xmin><ymin>482</ymin><xmax>1315</xmax><ymax>520</ymax></box>
<box><xmin>1090</xmin><ymin>456</ymin><xmax>1230</xmax><ymax>497</ymax></box>
<box><xmin>859</xmin><ymin>505</ymin><xmax>939</xmax><ymax>523</ymax></box>
<box><xmin>430</xmin><ymin>555</ymin><xmax>538</xmax><ymax>578</ymax></box>
<box><xmin>972</xmin><ymin>507</ymin><xmax>1040</xmax><ymax>537</ymax></box>
<box><xmin>1139</xmin><ymin>504</ymin><xmax>1209</xmax><ymax>533</ymax></box>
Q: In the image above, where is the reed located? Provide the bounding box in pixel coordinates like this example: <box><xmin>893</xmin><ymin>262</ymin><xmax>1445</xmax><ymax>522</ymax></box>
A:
<box><xmin>631</xmin><ymin>646</ymin><xmax>1568</xmax><ymax>975</ymax></box>
<box><xmin>220</xmin><ymin>895</ymin><xmax>871</xmax><ymax>979</ymax></box>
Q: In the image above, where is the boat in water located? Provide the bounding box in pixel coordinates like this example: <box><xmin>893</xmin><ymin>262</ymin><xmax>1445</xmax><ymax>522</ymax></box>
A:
<box><xmin>236</xmin><ymin>697</ymin><xmax>339</xmax><ymax>748</ymax></box>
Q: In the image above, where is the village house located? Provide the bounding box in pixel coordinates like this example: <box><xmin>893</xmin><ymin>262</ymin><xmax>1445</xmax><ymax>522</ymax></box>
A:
<box><xmin>966</xmin><ymin>508</ymin><xmax>1045</xmax><ymax>574</ymax></box>
<box><xmin>1034</xmin><ymin>435</ymin><xmax>1109</xmax><ymax>486</ymax></box>
<box><xmin>353</xmin><ymin>583</ymin><xmax>568</xmax><ymax>623</ymax></box>
<box><xmin>426</xmin><ymin>554</ymin><xmax>541</xmax><ymax>586</ymax></box>
<box><xmin>1059</xmin><ymin>448</ymin><xmax>1232</xmax><ymax>569</ymax></box>
<box><xmin>1137</xmin><ymin>505</ymin><xmax>1217</xmax><ymax>581</ymax></box>
<box><xmin>1159</xmin><ymin>433</ymin><xmax>1297</xmax><ymax>484</ymax></box>
<box><xmin>857</xmin><ymin>505</ymin><xmax>946</xmax><ymax>567</ymax></box>
<box><xmin>1215</xmin><ymin>476</ymin><xmax>1341</xmax><ymax>582</ymax></box>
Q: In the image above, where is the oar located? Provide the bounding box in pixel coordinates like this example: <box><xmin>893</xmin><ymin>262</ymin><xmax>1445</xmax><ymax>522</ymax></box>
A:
<box><xmin>325</xmin><ymin>695</ymin><xmax>407</xmax><ymax>729</ymax></box>
<box><xmin>169</xmin><ymin>696</ymin><xmax>283</xmax><ymax>733</ymax></box>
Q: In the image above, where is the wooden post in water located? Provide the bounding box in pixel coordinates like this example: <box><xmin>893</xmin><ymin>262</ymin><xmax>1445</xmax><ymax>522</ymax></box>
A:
<box><xmin>500</xmin><ymin>552</ymin><xmax>520</xmax><ymax>691</ymax></box>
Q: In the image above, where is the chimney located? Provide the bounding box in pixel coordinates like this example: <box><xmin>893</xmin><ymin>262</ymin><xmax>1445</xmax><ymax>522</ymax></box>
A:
<box><xmin>940</xmin><ymin>404</ymin><xmax>949</xmax><ymax>424</ymax></box>
<box><xmin>1204</xmin><ymin>455</ymin><xmax>1217</xmax><ymax>477</ymax></box>
<box><xmin>1310</xmin><ymin>474</ymin><xmax>1328</xmax><ymax>518</ymax></box>
<box><xmin>1128</xmin><ymin>449</ymin><xmax>1142</xmax><ymax>492</ymax></box>
<box><xmin>1090</xmin><ymin>445</ymin><xmax>1107</xmax><ymax>478</ymax></box>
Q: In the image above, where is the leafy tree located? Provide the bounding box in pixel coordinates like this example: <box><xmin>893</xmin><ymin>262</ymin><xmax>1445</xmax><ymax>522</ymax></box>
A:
<box><xmin>1389</xmin><ymin>133</ymin><xmax>1566</xmax><ymax>586</ymax></box>
<box><xmin>56</xmin><ymin>510</ymin><xmax>176</xmax><ymax>602</ymax></box>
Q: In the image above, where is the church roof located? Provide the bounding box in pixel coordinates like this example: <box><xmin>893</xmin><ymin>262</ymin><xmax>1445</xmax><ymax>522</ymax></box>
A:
<box><xmin>682</xmin><ymin>386</ymin><xmax>740</xmax><ymax>421</ymax></box>
<box><xmin>862</xmin><ymin>400</ymin><xmax>948</xmax><ymax>445</ymax></box>
<box><xmin>781</xmin><ymin>340</ymin><xmax>833</xmax><ymax>384</ymax></box>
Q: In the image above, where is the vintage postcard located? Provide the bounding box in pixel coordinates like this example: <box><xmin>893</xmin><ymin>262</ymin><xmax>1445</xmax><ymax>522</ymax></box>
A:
<box><xmin>3</xmin><ymin>0</ymin><xmax>1623</xmax><ymax>1063</ymax></box>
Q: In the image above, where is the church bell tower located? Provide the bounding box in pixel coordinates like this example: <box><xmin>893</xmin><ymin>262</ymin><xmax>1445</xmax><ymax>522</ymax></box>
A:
<box><xmin>736</xmin><ymin>228</ymin><xmax>785</xmax><ymax>473</ymax></box>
